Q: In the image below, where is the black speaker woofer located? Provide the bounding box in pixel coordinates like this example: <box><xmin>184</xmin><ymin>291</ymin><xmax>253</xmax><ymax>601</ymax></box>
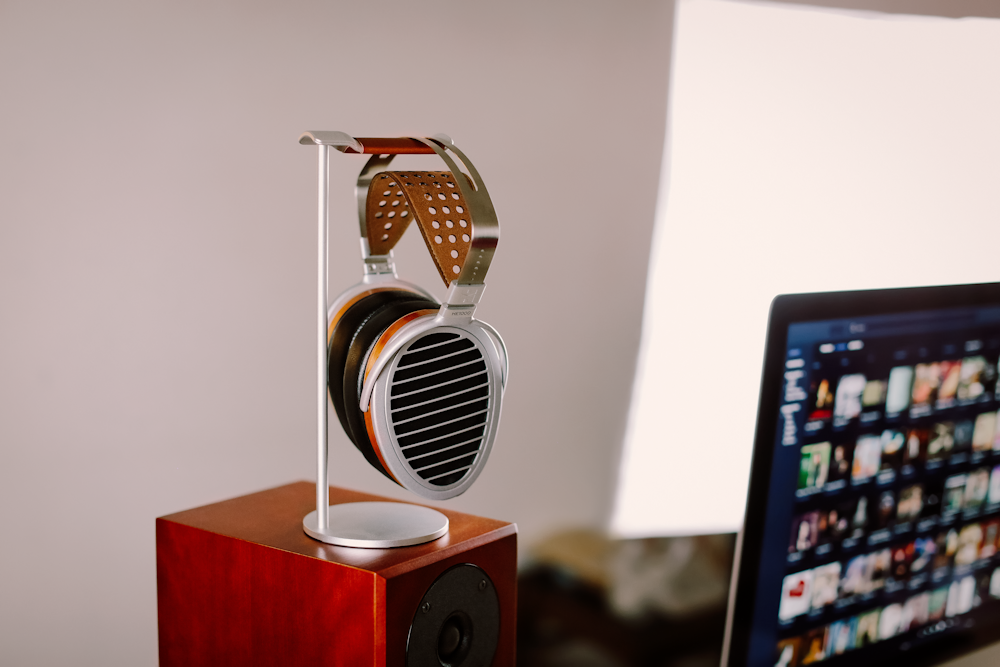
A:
<box><xmin>437</xmin><ymin>611</ymin><xmax>473</xmax><ymax>664</ymax></box>
<box><xmin>407</xmin><ymin>564</ymin><xmax>499</xmax><ymax>667</ymax></box>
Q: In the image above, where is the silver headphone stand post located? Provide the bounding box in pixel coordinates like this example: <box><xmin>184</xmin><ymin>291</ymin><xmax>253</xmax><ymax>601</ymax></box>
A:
<box><xmin>299</xmin><ymin>132</ymin><xmax>449</xmax><ymax>548</ymax></box>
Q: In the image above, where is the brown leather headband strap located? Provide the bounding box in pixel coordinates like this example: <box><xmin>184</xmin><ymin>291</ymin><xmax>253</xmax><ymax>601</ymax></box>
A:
<box><xmin>298</xmin><ymin>132</ymin><xmax>437</xmax><ymax>155</ymax></box>
<box><xmin>366</xmin><ymin>171</ymin><xmax>473</xmax><ymax>286</ymax></box>
<box><xmin>346</xmin><ymin>138</ymin><xmax>435</xmax><ymax>155</ymax></box>
<box><xmin>299</xmin><ymin>132</ymin><xmax>498</xmax><ymax>286</ymax></box>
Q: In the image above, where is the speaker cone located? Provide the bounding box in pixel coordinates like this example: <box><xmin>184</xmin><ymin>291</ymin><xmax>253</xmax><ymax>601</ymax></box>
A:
<box><xmin>407</xmin><ymin>564</ymin><xmax>499</xmax><ymax>667</ymax></box>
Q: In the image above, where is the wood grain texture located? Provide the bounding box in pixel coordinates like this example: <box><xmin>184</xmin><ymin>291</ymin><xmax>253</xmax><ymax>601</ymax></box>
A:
<box><xmin>157</xmin><ymin>481</ymin><xmax>516</xmax><ymax>667</ymax></box>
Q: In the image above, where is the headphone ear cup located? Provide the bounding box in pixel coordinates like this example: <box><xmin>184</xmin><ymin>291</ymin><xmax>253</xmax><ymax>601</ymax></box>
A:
<box><xmin>328</xmin><ymin>290</ymin><xmax>438</xmax><ymax>480</ymax></box>
<box><xmin>329</xmin><ymin>291</ymin><xmax>411</xmax><ymax>440</ymax></box>
<box><xmin>367</xmin><ymin>324</ymin><xmax>503</xmax><ymax>497</ymax></box>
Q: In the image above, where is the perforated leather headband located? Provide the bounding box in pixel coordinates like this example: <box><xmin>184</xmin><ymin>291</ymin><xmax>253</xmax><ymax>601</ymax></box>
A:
<box><xmin>367</xmin><ymin>170</ymin><xmax>478</xmax><ymax>286</ymax></box>
<box><xmin>299</xmin><ymin>132</ymin><xmax>498</xmax><ymax>287</ymax></box>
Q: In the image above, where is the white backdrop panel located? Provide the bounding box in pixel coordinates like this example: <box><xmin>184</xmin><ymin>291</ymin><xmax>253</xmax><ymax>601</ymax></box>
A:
<box><xmin>613</xmin><ymin>0</ymin><xmax>1000</xmax><ymax>537</ymax></box>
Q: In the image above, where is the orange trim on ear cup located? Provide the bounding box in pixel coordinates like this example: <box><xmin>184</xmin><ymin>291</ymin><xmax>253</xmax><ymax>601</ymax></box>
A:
<box><xmin>363</xmin><ymin>309</ymin><xmax>438</xmax><ymax>384</ymax></box>
<box><xmin>364</xmin><ymin>408</ymin><xmax>399</xmax><ymax>484</ymax></box>
<box><xmin>362</xmin><ymin>407</ymin><xmax>401</xmax><ymax>484</ymax></box>
<box><xmin>359</xmin><ymin>308</ymin><xmax>437</xmax><ymax>484</ymax></box>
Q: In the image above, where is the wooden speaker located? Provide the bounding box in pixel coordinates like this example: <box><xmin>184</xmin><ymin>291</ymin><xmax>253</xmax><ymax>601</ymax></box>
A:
<box><xmin>156</xmin><ymin>482</ymin><xmax>517</xmax><ymax>666</ymax></box>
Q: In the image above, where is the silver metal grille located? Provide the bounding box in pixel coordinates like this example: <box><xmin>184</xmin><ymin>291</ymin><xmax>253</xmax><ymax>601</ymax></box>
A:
<box><xmin>389</xmin><ymin>331</ymin><xmax>490</xmax><ymax>487</ymax></box>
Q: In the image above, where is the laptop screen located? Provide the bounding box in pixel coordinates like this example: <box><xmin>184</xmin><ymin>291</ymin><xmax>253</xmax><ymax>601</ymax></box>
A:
<box><xmin>726</xmin><ymin>284</ymin><xmax>1000</xmax><ymax>667</ymax></box>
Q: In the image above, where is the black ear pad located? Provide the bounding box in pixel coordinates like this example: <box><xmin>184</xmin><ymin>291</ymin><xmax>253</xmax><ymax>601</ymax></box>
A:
<box><xmin>328</xmin><ymin>290</ymin><xmax>438</xmax><ymax>479</ymax></box>
<box><xmin>342</xmin><ymin>296</ymin><xmax>439</xmax><ymax>478</ymax></box>
<box><xmin>329</xmin><ymin>291</ymin><xmax>418</xmax><ymax>435</ymax></box>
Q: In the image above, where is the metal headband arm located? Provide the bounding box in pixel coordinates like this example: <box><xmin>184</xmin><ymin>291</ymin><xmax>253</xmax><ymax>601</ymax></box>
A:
<box><xmin>412</xmin><ymin>137</ymin><xmax>498</xmax><ymax>287</ymax></box>
<box><xmin>355</xmin><ymin>154</ymin><xmax>398</xmax><ymax>275</ymax></box>
<box><xmin>301</xmin><ymin>131</ymin><xmax>498</xmax><ymax>286</ymax></box>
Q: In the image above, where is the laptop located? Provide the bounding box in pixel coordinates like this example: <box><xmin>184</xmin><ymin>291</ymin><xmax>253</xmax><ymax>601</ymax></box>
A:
<box><xmin>722</xmin><ymin>282</ymin><xmax>1000</xmax><ymax>666</ymax></box>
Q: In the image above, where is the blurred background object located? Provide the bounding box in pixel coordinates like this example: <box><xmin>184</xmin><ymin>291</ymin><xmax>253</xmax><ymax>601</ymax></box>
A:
<box><xmin>518</xmin><ymin>531</ymin><xmax>734</xmax><ymax>667</ymax></box>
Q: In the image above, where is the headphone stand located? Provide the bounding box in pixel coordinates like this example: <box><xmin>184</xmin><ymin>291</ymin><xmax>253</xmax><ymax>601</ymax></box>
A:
<box><xmin>300</xmin><ymin>132</ymin><xmax>449</xmax><ymax>548</ymax></box>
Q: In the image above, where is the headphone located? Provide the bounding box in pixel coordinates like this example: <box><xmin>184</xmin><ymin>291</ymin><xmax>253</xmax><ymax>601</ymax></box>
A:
<box><xmin>320</xmin><ymin>134</ymin><xmax>507</xmax><ymax>501</ymax></box>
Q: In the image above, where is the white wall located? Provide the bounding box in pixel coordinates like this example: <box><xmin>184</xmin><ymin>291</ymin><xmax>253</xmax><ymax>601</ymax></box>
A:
<box><xmin>614</xmin><ymin>0</ymin><xmax>1000</xmax><ymax>538</ymax></box>
<box><xmin>0</xmin><ymin>1</ymin><xmax>672</xmax><ymax>664</ymax></box>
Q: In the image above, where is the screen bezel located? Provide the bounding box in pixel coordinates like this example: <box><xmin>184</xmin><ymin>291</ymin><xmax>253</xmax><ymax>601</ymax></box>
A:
<box><xmin>724</xmin><ymin>281</ymin><xmax>1000</xmax><ymax>667</ymax></box>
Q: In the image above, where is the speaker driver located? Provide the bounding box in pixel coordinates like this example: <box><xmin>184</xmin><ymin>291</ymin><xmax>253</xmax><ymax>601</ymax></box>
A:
<box><xmin>407</xmin><ymin>564</ymin><xmax>500</xmax><ymax>667</ymax></box>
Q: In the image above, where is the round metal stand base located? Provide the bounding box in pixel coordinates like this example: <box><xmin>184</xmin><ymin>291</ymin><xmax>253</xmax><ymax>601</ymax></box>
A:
<box><xmin>303</xmin><ymin>501</ymin><xmax>449</xmax><ymax>548</ymax></box>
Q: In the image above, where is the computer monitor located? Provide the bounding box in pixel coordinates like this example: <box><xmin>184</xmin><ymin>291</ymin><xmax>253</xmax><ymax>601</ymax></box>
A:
<box><xmin>723</xmin><ymin>282</ymin><xmax>1000</xmax><ymax>667</ymax></box>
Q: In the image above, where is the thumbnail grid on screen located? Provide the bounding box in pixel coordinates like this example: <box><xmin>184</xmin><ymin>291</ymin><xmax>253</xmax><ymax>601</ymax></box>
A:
<box><xmin>776</xmin><ymin>342</ymin><xmax>1000</xmax><ymax>666</ymax></box>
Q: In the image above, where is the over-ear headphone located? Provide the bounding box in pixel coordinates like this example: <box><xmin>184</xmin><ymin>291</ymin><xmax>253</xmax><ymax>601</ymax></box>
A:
<box><xmin>322</xmin><ymin>134</ymin><xmax>507</xmax><ymax>501</ymax></box>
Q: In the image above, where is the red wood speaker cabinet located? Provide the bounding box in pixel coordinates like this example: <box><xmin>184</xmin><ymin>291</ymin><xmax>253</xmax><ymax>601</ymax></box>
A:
<box><xmin>156</xmin><ymin>482</ymin><xmax>517</xmax><ymax>667</ymax></box>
